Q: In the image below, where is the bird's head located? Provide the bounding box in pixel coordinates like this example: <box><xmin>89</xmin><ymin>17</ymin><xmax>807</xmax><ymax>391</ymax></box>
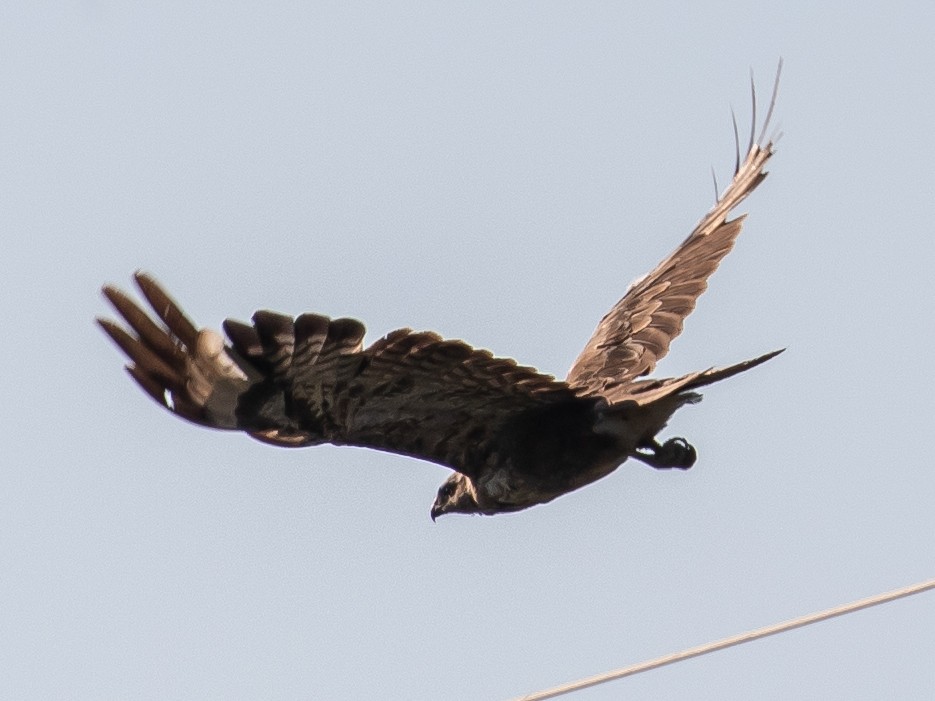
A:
<box><xmin>431</xmin><ymin>473</ymin><xmax>480</xmax><ymax>520</ymax></box>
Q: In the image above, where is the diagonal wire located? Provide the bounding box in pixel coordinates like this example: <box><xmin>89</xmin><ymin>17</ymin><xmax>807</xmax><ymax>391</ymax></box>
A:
<box><xmin>509</xmin><ymin>576</ymin><xmax>935</xmax><ymax>701</ymax></box>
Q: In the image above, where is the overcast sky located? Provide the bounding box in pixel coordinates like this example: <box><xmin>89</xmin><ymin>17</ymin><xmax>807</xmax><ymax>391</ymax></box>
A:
<box><xmin>4</xmin><ymin>2</ymin><xmax>935</xmax><ymax>699</ymax></box>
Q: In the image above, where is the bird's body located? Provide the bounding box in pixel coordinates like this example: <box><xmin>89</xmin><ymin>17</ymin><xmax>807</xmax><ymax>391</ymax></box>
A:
<box><xmin>100</xmin><ymin>67</ymin><xmax>783</xmax><ymax>519</ymax></box>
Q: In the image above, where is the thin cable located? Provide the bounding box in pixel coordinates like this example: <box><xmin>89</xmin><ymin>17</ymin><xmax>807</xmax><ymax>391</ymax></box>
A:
<box><xmin>510</xmin><ymin>577</ymin><xmax>935</xmax><ymax>701</ymax></box>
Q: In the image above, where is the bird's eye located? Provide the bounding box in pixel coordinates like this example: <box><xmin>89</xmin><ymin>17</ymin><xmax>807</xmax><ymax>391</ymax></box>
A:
<box><xmin>440</xmin><ymin>484</ymin><xmax>454</xmax><ymax>499</ymax></box>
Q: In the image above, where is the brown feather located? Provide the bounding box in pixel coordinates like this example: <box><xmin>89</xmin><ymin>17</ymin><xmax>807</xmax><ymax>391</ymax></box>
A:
<box><xmin>98</xmin><ymin>65</ymin><xmax>785</xmax><ymax>516</ymax></box>
<box><xmin>567</xmin><ymin>125</ymin><xmax>776</xmax><ymax>399</ymax></box>
<box><xmin>134</xmin><ymin>272</ymin><xmax>200</xmax><ymax>349</ymax></box>
<box><xmin>99</xmin><ymin>274</ymin><xmax>574</xmax><ymax>474</ymax></box>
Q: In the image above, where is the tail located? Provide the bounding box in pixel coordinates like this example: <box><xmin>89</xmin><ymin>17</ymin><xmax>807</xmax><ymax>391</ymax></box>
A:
<box><xmin>615</xmin><ymin>348</ymin><xmax>784</xmax><ymax>406</ymax></box>
<box><xmin>681</xmin><ymin>348</ymin><xmax>785</xmax><ymax>392</ymax></box>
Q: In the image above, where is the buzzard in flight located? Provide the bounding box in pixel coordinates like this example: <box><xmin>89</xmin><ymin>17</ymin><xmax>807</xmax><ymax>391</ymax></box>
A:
<box><xmin>100</xmin><ymin>69</ymin><xmax>783</xmax><ymax>519</ymax></box>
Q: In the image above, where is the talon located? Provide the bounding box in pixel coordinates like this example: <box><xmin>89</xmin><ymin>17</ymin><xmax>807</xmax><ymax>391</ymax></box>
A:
<box><xmin>661</xmin><ymin>437</ymin><xmax>696</xmax><ymax>469</ymax></box>
<box><xmin>633</xmin><ymin>437</ymin><xmax>697</xmax><ymax>470</ymax></box>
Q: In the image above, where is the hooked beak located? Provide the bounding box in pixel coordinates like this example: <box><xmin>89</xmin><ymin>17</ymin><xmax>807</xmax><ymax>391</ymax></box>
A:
<box><xmin>430</xmin><ymin>504</ymin><xmax>443</xmax><ymax>522</ymax></box>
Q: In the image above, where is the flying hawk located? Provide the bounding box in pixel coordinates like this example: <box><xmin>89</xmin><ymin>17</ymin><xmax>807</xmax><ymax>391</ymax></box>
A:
<box><xmin>99</xmin><ymin>70</ymin><xmax>783</xmax><ymax>519</ymax></box>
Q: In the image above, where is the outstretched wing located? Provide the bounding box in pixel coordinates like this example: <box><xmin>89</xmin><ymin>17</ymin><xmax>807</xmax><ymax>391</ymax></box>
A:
<box><xmin>99</xmin><ymin>273</ymin><xmax>574</xmax><ymax>477</ymax></box>
<box><xmin>566</xmin><ymin>66</ymin><xmax>781</xmax><ymax>400</ymax></box>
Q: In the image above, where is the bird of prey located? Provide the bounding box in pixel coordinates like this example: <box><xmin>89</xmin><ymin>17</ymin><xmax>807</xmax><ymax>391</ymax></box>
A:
<box><xmin>99</xmin><ymin>68</ymin><xmax>783</xmax><ymax>520</ymax></box>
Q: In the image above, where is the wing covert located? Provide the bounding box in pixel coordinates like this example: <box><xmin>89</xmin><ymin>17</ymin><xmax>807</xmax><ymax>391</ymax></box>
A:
<box><xmin>99</xmin><ymin>273</ymin><xmax>575</xmax><ymax>477</ymax></box>
<box><xmin>567</xmin><ymin>65</ymin><xmax>780</xmax><ymax>400</ymax></box>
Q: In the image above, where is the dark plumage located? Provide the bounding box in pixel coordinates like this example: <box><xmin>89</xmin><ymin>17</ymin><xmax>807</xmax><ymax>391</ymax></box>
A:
<box><xmin>99</xmin><ymin>66</ymin><xmax>783</xmax><ymax>519</ymax></box>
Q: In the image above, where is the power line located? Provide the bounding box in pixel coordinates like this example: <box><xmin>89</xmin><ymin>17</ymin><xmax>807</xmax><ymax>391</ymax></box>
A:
<box><xmin>509</xmin><ymin>576</ymin><xmax>935</xmax><ymax>701</ymax></box>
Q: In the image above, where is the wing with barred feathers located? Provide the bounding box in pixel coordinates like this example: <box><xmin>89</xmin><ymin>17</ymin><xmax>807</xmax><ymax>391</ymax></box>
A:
<box><xmin>99</xmin><ymin>272</ymin><xmax>575</xmax><ymax>478</ymax></box>
<box><xmin>566</xmin><ymin>65</ymin><xmax>781</xmax><ymax>402</ymax></box>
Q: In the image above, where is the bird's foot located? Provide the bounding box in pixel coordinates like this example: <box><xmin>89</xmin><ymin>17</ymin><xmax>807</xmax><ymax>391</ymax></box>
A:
<box><xmin>634</xmin><ymin>437</ymin><xmax>697</xmax><ymax>470</ymax></box>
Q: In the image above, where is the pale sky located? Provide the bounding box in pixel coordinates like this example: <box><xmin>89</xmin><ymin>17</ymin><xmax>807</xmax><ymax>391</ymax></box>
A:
<box><xmin>4</xmin><ymin>3</ymin><xmax>935</xmax><ymax>699</ymax></box>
